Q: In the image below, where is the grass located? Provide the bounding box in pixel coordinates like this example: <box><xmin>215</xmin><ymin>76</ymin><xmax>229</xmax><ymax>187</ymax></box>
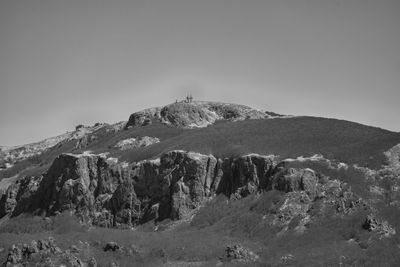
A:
<box><xmin>1</xmin><ymin>187</ymin><xmax>400</xmax><ymax>266</ymax></box>
<box><xmin>2</xmin><ymin>116</ymin><xmax>399</xmax><ymax>181</ymax></box>
<box><xmin>118</xmin><ymin>117</ymin><xmax>400</xmax><ymax>168</ymax></box>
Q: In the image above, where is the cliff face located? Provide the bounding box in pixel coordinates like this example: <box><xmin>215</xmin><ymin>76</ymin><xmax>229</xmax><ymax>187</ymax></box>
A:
<box><xmin>0</xmin><ymin>151</ymin><xmax>281</xmax><ymax>227</ymax></box>
<box><xmin>0</xmin><ymin>149</ymin><xmax>376</xmax><ymax>230</ymax></box>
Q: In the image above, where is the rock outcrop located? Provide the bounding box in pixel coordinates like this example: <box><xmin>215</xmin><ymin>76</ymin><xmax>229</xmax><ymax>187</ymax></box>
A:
<box><xmin>271</xmin><ymin>167</ymin><xmax>319</xmax><ymax>199</ymax></box>
<box><xmin>114</xmin><ymin>136</ymin><xmax>160</xmax><ymax>150</ymax></box>
<box><xmin>1</xmin><ymin>151</ymin><xmax>280</xmax><ymax>227</ymax></box>
<box><xmin>225</xmin><ymin>244</ymin><xmax>259</xmax><ymax>263</ymax></box>
<box><xmin>217</xmin><ymin>154</ymin><xmax>277</xmax><ymax>198</ymax></box>
<box><xmin>125</xmin><ymin>101</ymin><xmax>278</xmax><ymax>129</ymax></box>
<box><xmin>0</xmin><ymin>175</ymin><xmax>42</xmax><ymax>218</ymax></box>
<box><xmin>0</xmin><ymin>149</ymin><xmax>371</xmax><ymax>230</ymax></box>
<box><xmin>3</xmin><ymin>237</ymin><xmax>97</xmax><ymax>267</ymax></box>
<box><xmin>363</xmin><ymin>214</ymin><xmax>396</xmax><ymax>238</ymax></box>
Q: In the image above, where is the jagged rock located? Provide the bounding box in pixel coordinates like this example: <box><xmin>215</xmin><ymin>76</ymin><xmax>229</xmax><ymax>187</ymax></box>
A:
<box><xmin>4</xmin><ymin>238</ymin><xmax>60</xmax><ymax>266</ymax></box>
<box><xmin>0</xmin><ymin>175</ymin><xmax>42</xmax><ymax>217</ymax></box>
<box><xmin>37</xmin><ymin>153</ymin><xmax>125</xmax><ymax>216</ymax></box>
<box><xmin>23</xmin><ymin>240</ymin><xmax>39</xmax><ymax>257</ymax></box>
<box><xmin>5</xmin><ymin>245</ymin><xmax>23</xmax><ymax>266</ymax></box>
<box><xmin>104</xmin><ymin>242</ymin><xmax>120</xmax><ymax>252</ymax></box>
<box><xmin>91</xmin><ymin>209</ymin><xmax>113</xmax><ymax>228</ymax></box>
<box><xmin>273</xmin><ymin>191</ymin><xmax>312</xmax><ymax>229</ymax></box>
<box><xmin>363</xmin><ymin>214</ymin><xmax>396</xmax><ymax>237</ymax></box>
<box><xmin>131</xmin><ymin>151</ymin><xmax>221</xmax><ymax>221</ymax></box>
<box><xmin>272</xmin><ymin>168</ymin><xmax>319</xmax><ymax>198</ymax></box>
<box><xmin>217</xmin><ymin>154</ymin><xmax>277</xmax><ymax>197</ymax></box>
<box><xmin>225</xmin><ymin>245</ymin><xmax>259</xmax><ymax>262</ymax></box>
<box><xmin>1</xmin><ymin>151</ymin><xmax>276</xmax><ymax>226</ymax></box>
<box><xmin>0</xmin><ymin>184</ymin><xmax>18</xmax><ymax>216</ymax></box>
<box><xmin>5</xmin><ymin>149</ymin><xmax>369</xmax><ymax>231</ymax></box>
<box><xmin>335</xmin><ymin>190</ymin><xmax>366</xmax><ymax>214</ymax></box>
<box><xmin>110</xmin><ymin>180</ymin><xmax>141</xmax><ymax>226</ymax></box>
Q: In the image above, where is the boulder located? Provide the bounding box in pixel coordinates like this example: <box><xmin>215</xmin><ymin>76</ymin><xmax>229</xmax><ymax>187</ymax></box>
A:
<box><xmin>363</xmin><ymin>214</ymin><xmax>396</xmax><ymax>237</ymax></box>
<box><xmin>5</xmin><ymin>245</ymin><xmax>23</xmax><ymax>266</ymax></box>
<box><xmin>104</xmin><ymin>242</ymin><xmax>120</xmax><ymax>252</ymax></box>
<box><xmin>225</xmin><ymin>245</ymin><xmax>259</xmax><ymax>262</ymax></box>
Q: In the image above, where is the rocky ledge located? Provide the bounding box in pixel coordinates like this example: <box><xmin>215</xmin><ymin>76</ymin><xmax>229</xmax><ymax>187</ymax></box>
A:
<box><xmin>0</xmin><ymin>150</ymin><xmax>392</xmax><ymax>235</ymax></box>
<box><xmin>1</xmin><ymin>151</ymin><xmax>276</xmax><ymax>226</ymax></box>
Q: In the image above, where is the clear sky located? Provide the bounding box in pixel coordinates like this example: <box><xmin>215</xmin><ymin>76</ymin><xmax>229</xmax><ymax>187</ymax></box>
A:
<box><xmin>0</xmin><ymin>0</ymin><xmax>399</xmax><ymax>146</ymax></box>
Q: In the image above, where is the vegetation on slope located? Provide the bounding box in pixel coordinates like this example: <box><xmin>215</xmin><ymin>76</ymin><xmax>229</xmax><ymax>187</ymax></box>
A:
<box><xmin>1</xmin><ymin>116</ymin><xmax>399</xmax><ymax>181</ymax></box>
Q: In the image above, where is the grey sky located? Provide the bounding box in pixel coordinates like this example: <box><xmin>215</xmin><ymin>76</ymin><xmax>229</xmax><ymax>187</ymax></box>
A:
<box><xmin>0</xmin><ymin>0</ymin><xmax>399</xmax><ymax>146</ymax></box>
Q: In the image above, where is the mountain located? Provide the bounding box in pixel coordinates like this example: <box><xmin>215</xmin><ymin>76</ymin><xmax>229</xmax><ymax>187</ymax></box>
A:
<box><xmin>1</xmin><ymin>101</ymin><xmax>400</xmax><ymax>266</ymax></box>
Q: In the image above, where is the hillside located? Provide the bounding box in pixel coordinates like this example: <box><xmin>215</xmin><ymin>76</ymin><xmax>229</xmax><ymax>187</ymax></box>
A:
<box><xmin>1</xmin><ymin>101</ymin><xmax>400</xmax><ymax>266</ymax></box>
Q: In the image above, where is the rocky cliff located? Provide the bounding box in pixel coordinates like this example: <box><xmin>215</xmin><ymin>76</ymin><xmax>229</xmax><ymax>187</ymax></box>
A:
<box><xmin>1</xmin><ymin>147</ymin><xmax>379</xmax><ymax>232</ymax></box>
<box><xmin>1</xmin><ymin>151</ymin><xmax>281</xmax><ymax>227</ymax></box>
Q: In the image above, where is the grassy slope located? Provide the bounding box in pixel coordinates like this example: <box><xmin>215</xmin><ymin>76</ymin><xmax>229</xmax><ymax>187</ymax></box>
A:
<box><xmin>117</xmin><ymin>116</ymin><xmax>400</xmax><ymax>169</ymax></box>
<box><xmin>1</xmin><ymin>116</ymin><xmax>399</xmax><ymax>180</ymax></box>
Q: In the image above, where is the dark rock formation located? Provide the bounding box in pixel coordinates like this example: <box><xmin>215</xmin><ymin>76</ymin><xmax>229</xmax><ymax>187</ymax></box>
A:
<box><xmin>37</xmin><ymin>153</ymin><xmax>125</xmax><ymax>216</ymax></box>
<box><xmin>225</xmin><ymin>244</ymin><xmax>259</xmax><ymax>262</ymax></box>
<box><xmin>217</xmin><ymin>154</ymin><xmax>277</xmax><ymax>198</ymax></box>
<box><xmin>131</xmin><ymin>151</ymin><xmax>222</xmax><ymax>221</ymax></box>
<box><xmin>0</xmin><ymin>148</ymin><xmax>370</xmax><ymax>230</ymax></box>
<box><xmin>0</xmin><ymin>151</ymin><xmax>223</xmax><ymax>226</ymax></box>
<box><xmin>104</xmin><ymin>242</ymin><xmax>120</xmax><ymax>252</ymax></box>
<box><xmin>363</xmin><ymin>214</ymin><xmax>396</xmax><ymax>237</ymax></box>
<box><xmin>272</xmin><ymin>168</ymin><xmax>319</xmax><ymax>199</ymax></box>
<box><xmin>0</xmin><ymin>175</ymin><xmax>42</xmax><ymax>217</ymax></box>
